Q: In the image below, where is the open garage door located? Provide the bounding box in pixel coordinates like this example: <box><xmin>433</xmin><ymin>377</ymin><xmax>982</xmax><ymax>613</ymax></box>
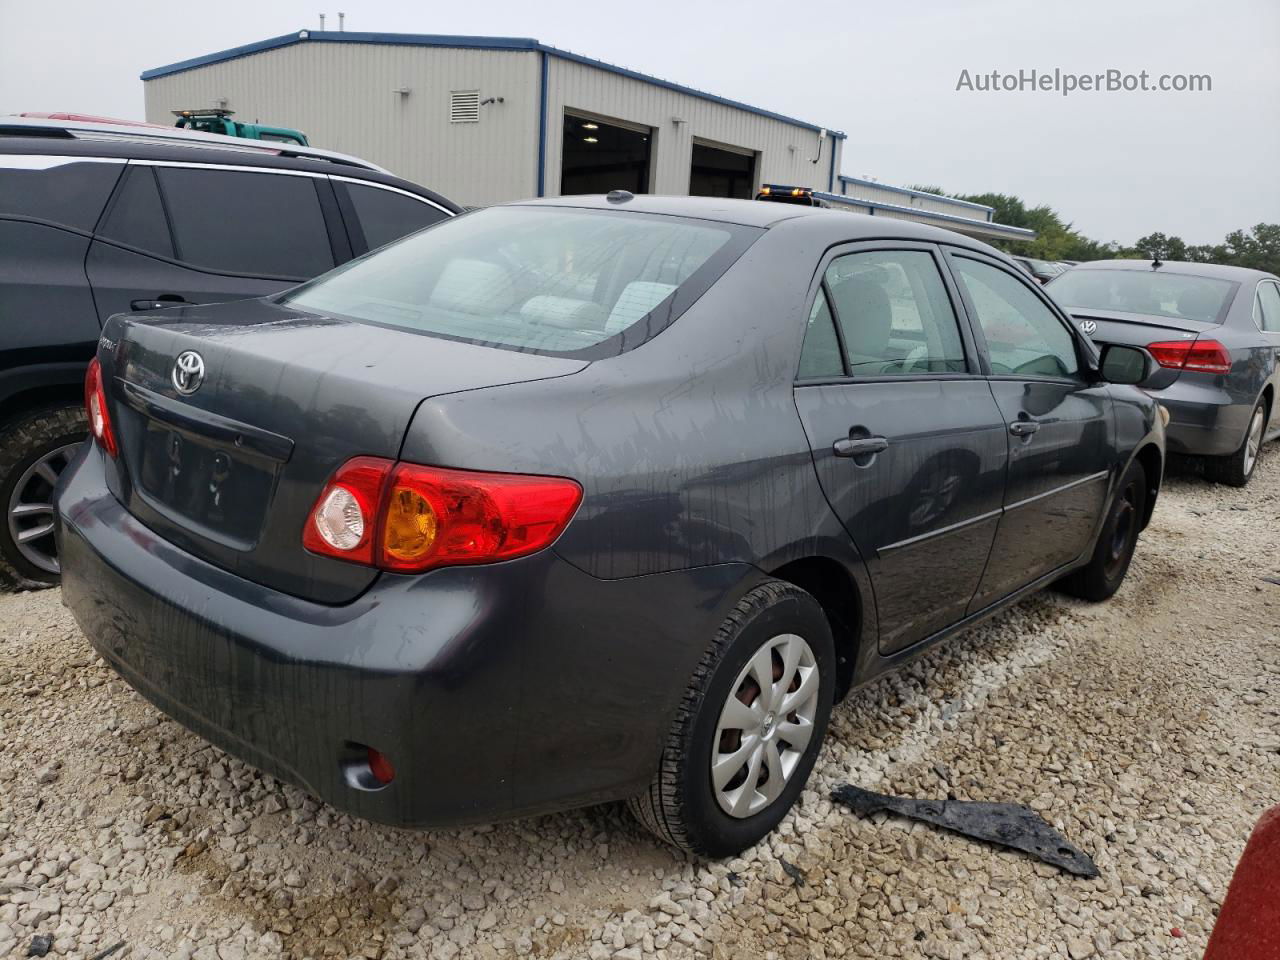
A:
<box><xmin>689</xmin><ymin>141</ymin><xmax>756</xmax><ymax>199</ymax></box>
<box><xmin>561</xmin><ymin>113</ymin><xmax>651</xmax><ymax>195</ymax></box>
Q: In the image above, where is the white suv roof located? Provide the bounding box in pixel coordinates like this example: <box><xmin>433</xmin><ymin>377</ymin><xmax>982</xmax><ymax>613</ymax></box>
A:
<box><xmin>2</xmin><ymin>115</ymin><xmax>388</xmax><ymax>173</ymax></box>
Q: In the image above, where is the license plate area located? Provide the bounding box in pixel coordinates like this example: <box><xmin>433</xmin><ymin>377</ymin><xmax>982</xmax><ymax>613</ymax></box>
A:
<box><xmin>135</xmin><ymin>421</ymin><xmax>278</xmax><ymax>549</ymax></box>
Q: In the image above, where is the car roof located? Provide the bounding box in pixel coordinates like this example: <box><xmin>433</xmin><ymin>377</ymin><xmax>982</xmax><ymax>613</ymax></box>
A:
<box><xmin>1072</xmin><ymin>259</ymin><xmax>1279</xmax><ymax>283</ymax></box>
<box><xmin>0</xmin><ymin>115</ymin><xmax>386</xmax><ymax>173</ymax></box>
<box><xmin>0</xmin><ymin>131</ymin><xmax>462</xmax><ymax>213</ymax></box>
<box><xmin>513</xmin><ymin>194</ymin><xmax>1003</xmax><ymax>252</ymax></box>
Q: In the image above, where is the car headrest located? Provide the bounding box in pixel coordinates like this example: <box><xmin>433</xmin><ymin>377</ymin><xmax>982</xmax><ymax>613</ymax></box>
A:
<box><xmin>519</xmin><ymin>295</ymin><xmax>606</xmax><ymax>330</ymax></box>
<box><xmin>605</xmin><ymin>282</ymin><xmax>677</xmax><ymax>336</ymax></box>
<box><xmin>429</xmin><ymin>258</ymin><xmax>516</xmax><ymax>315</ymax></box>
<box><xmin>831</xmin><ymin>273</ymin><xmax>892</xmax><ymax>364</ymax></box>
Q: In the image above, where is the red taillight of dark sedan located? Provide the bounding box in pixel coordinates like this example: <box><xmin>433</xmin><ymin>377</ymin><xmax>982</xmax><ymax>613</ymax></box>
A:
<box><xmin>302</xmin><ymin>457</ymin><xmax>583</xmax><ymax>573</ymax></box>
<box><xmin>83</xmin><ymin>357</ymin><xmax>117</xmax><ymax>457</ymax></box>
<box><xmin>1147</xmin><ymin>338</ymin><xmax>1232</xmax><ymax>375</ymax></box>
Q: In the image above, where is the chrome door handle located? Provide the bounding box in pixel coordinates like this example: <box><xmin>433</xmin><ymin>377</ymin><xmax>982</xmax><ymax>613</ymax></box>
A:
<box><xmin>833</xmin><ymin>436</ymin><xmax>889</xmax><ymax>458</ymax></box>
<box><xmin>1009</xmin><ymin>420</ymin><xmax>1041</xmax><ymax>437</ymax></box>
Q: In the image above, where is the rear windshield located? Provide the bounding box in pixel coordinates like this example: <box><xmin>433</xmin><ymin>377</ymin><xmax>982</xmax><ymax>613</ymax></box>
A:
<box><xmin>284</xmin><ymin>205</ymin><xmax>756</xmax><ymax>357</ymax></box>
<box><xmin>1050</xmin><ymin>268</ymin><xmax>1236</xmax><ymax>324</ymax></box>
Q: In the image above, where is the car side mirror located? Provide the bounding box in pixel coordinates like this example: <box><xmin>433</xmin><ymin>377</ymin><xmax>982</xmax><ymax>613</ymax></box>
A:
<box><xmin>1099</xmin><ymin>344</ymin><xmax>1152</xmax><ymax>385</ymax></box>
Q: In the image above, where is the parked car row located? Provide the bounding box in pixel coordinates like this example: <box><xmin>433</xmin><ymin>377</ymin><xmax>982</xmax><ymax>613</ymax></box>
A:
<box><xmin>2</xmin><ymin>113</ymin><xmax>1271</xmax><ymax>859</ymax></box>
<box><xmin>1012</xmin><ymin>256</ymin><xmax>1076</xmax><ymax>284</ymax></box>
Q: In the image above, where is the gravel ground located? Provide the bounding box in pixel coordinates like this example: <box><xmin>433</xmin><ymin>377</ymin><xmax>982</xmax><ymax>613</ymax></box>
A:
<box><xmin>2</xmin><ymin>453</ymin><xmax>1277</xmax><ymax>960</ymax></box>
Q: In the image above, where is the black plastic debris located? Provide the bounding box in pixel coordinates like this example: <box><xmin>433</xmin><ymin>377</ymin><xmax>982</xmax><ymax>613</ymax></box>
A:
<box><xmin>90</xmin><ymin>942</ymin><xmax>128</xmax><ymax>960</ymax></box>
<box><xmin>27</xmin><ymin>934</ymin><xmax>53</xmax><ymax>957</ymax></box>
<box><xmin>832</xmin><ymin>784</ymin><xmax>1100</xmax><ymax>878</ymax></box>
<box><xmin>778</xmin><ymin>857</ymin><xmax>805</xmax><ymax>887</ymax></box>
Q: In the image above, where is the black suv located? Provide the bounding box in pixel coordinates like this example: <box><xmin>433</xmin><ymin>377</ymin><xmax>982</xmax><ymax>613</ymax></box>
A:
<box><xmin>0</xmin><ymin>118</ymin><xmax>460</xmax><ymax>588</ymax></box>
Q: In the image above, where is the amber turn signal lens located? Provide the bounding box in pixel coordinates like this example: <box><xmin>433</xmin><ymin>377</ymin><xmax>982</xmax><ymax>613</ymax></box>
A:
<box><xmin>382</xmin><ymin>485</ymin><xmax>439</xmax><ymax>563</ymax></box>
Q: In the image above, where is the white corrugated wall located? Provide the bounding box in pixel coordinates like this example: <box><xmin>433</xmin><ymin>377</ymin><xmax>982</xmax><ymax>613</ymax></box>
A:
<box><xmin>142</xmin><ymin>39</ymin><xmax>844</xmax><ymax>206</ymax></box>
<box><xmin>143</xmin><ymin>42</ymin><xmax>541</xmax><ymax>207</ymax></box>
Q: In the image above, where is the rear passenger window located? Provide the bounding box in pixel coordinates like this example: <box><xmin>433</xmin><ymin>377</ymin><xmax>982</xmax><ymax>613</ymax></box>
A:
<box><xmin>156</xmin><ymin>167</ymin><xmax>334</xmax><ymax>278</ymax></box>
<box><xmin>952</xmin><ymin>257</ymin><xmax>1079</xmax><ymax>378</ymax></box>
<box><xmin>797</xmin><ymin>291</ymin><xmax>844</xmax><ymax>378</ymax></box>
<box><xmin>96</xmin><ymin>166</ymin><xmax>174</xmax><ymax>258</ymax></box>
<box><xmin>824</xmin><ymin>250</ymin><xmax>967</xmax><ymax>375</ymax></box>
<box><xmin>344</xmin><ymin>182</ymin><xmax>449</xmax><ymax>251</ymax></box>
<box><xmin>0</xmin><ymin>157</ymin><xmax>121</xmax><ymax>231</ymax></box>
<box><xmin>1257</xmin><ymin>282</ymin><xmax>1280</xmax><ymax>333</ymax></box>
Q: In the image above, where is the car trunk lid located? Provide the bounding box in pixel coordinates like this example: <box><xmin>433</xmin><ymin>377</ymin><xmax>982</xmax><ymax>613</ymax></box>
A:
<box><xmin>101</xmin><ymin>297</ymin><xmax>588</xmax><ymax>603</ymax></box>
<box><xmin>1068</xmin><ymin>308</ymin><xmax>1220</xmax><ymax>389</ymax></box>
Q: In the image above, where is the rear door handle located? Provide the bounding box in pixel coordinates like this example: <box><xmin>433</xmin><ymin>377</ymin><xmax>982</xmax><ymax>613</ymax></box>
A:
<box><xmin>1009</xmin><ymin>419</ymin><xmax>1041</xmax><ymax>437</ymax></box>
<box><xmin>833</xmin><ymin>436</ymin><xmax>889</xmax><ymax>458</ymax></box>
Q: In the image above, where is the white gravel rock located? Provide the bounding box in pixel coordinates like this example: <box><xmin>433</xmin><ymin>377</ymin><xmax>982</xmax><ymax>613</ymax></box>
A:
<box><xmin>0</xmin><ymin>459</ymin><xmax>1276</xmax><ymax>959</ymax></box>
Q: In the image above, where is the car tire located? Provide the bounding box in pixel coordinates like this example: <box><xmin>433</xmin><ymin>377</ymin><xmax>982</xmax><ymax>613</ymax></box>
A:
<box><xmin>1205</xmin><ymin>398</ymin><xmax>1268</xmax><ymax>488</ymax></box>
<box><xmin>0</xmin><ymin>405</ymin><xmax>87</xmax><ymax>591</ymax></box>
<box><xmin>628</xmin><ymin>579</ymin><xmax>835</xmax><ymax>858</ymax></box>
<box><xmin>1057</xmin><ymin>459</ymin><xmax>1147</xmax><ymax>602</ymax></box>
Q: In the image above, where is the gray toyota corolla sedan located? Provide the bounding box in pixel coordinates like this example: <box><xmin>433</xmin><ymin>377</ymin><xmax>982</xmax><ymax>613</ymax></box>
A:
<box><xmin>56</xmin><ymin>195</ymin><xmax>1165</xmax><ymax>857</ymax></box>
<box><xmin>1049</xmin><ymin>260</ymin><xmax>1280</xmax><ymax>486</ymax></box>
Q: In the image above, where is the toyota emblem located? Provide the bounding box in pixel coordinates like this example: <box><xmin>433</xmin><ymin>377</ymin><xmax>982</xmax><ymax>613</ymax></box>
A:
<box><xmin>172</xmin><ymin>351</ymin><xmax>205</xmax><ymax>395</ymax></box>
<box><xmin>1078</xmin><ymin>320</ymin><xmax>1097</xmax><ymax>336</ymax></box>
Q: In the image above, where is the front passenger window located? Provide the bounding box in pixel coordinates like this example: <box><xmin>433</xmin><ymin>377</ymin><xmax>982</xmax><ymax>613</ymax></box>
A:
<box><xmin>823</xmin><ymin>250</ymin><xmax>967</xmax><ymax>376</ymax></box>
<box><xmin>952</xmin><ymin>257</ymin><xmax>1080</xmax><ymax>378</ymax></box>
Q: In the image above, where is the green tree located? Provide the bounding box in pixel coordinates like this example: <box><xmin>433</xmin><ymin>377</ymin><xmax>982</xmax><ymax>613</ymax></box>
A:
<box><xmin>1129</xmin><ymin>232</ymin><xmax>1188</xmax><ymax>261</ymax></box>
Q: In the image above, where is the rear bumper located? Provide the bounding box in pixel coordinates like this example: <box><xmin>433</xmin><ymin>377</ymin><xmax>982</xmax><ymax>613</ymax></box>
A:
<box><xmin>1147</xmin><ymin>377</ymin><xmax>1252</xmax><ymax>457</ymax></box>
<box><xmin>55</xmin><ymin>445</ymin><xmax>760</xmax><ymax>827</ymax></box>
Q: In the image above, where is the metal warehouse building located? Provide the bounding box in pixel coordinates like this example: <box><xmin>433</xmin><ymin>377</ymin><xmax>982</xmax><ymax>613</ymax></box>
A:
<box><xmin>141</xmin><ymin>30</ymin><xmax>1032</xmax><ymax>243</ymax></box>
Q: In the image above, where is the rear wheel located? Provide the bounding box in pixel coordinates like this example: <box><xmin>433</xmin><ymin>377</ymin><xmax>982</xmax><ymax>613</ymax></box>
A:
<box><xmin>1205</xmin><ymin>398</ymin><xmax>1267</xmax><ymax>488</ymax></box>
<box><xmin>628</xmin><ymin>580</ymin><xmax>834</xmax><ymax>857</ymax></box>
<box><xmin>1057</xmin><ymin>459</ymin><xmax>1146</xmax><ymax>602</ymax></box>
<box><xmin>0</xmin><ymin>405</ymin><xmax>87</xmax><ymax>590</ymax></box>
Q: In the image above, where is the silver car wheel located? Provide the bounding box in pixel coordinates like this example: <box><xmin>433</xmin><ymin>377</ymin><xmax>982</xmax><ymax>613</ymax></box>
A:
<box><xmin>711</xmin><ymin>632</ymin><xmax>820</xmax><ymax>819</ymax></box>
<box><xmin>1243</xmin><ymin>406</ymin><xmax>1264</xmax><ymax>477</ymax></box>
<box><xmin>6</xmin><ymin>442</ymin><xmax>78</xmax><ymax>575</ymax></box>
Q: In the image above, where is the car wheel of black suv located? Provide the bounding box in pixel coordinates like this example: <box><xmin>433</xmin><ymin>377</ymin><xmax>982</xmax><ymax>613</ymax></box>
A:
<box><xmin>1057</xmin><ymin>460</ymin><xmax>1147</xmax><ymax>603</ymax></box>
<box><xmin>629</xmin><ymin>580</ymin><xmax>835</xmax><ymax>857</ymax></box>
<box><xmin>0</xmin><ymin>405</ymin><xmax>87</xmax><ymax>590</ymax></box>
<box><xmin>1205</xmin><ymin>398</ymin><xmax>1267</xmax><ymax>489</ymax></box>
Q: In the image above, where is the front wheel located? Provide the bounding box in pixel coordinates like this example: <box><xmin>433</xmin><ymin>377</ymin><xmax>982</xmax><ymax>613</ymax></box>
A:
<box><xmin>1057</xmin><ymin>459</ymin><xmax>1147</xmax><ymax>602</ymax></box>
<box><xmin>628</xmin><ymin>580</ymin><xmax>835</xmax><ymax>858</ymax></box>
<box><xmin>1205</xmin><ymin>398</ymin><xmax>1267</xmax><ymax>488</ymax></box>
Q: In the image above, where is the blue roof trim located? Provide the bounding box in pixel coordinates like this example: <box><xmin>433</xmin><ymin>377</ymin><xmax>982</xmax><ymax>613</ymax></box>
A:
<box><xmin>836</xmin><ymin>175</ymin><xmax>994</xmax><ymax>214</ymax></box>
<box><xmin>813</xmin><ymin>192</ymin><xmax>1035</xmax><ymax>239</ymax></box>
<box><xmin>141</xmin><ymin>31</ymin><xmax>846</xmax><ymax>138</ymax></box>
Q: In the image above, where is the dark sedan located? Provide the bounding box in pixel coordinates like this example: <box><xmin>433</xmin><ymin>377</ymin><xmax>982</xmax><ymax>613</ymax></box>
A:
<box><xmin>56</xmin><ymin>196</ymin><xmax>1164</xmax><ymax>857</ymax></box>
<box><xmin>1050</xmin><ymin>260</ymin><xmax>1280</xmax><ymax>485</ymax></box>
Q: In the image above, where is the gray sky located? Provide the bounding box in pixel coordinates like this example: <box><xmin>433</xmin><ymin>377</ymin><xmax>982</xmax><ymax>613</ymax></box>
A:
<box><xmin>3</xmin><ymin>0</ymin><xmax>1276</xmax><ymax>244</ymax></box>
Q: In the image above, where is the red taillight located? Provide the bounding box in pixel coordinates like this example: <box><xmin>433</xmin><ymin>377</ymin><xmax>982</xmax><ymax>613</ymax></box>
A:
<box><xmin>367</xmin><ymin>748</ymin><xmax>395</xmax><ymax>786</ymax></box>
<box><xmin>303</xmin><ymin>458</ymin><xmax>582</xmax><ymax>573</ymax></box>
<box><xmin>84</xmin><ymin>357</ymin><xmax>118</xmax><ymax>457</ymax></box>
<box><xmin>1147</xmin><ymin>338</ymin><xmax>1231</xmax><ymax>375</ymax></box>
<box><xmin>301</xmin><ymin>456</ymin><xmax>391</xmax><ymax>566</ymax></box>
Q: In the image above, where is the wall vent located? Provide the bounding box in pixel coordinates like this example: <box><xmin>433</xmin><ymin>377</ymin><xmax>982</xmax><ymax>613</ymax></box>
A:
<box><xmin>449</xmin><ymin>91</ymin><xmax>480</xmax><ymax>123</ymax></box>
